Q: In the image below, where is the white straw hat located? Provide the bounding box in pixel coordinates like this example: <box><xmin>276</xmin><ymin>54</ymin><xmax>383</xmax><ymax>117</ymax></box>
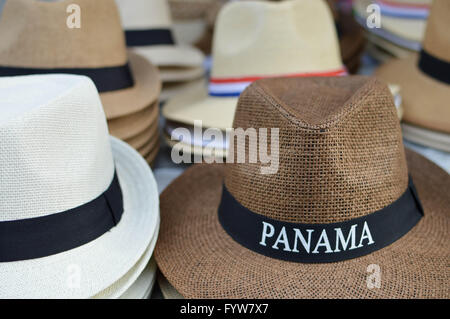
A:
<box><xmin>162</xmin><ymin>0</ymin><xmax>346</xmax><ymax>131</ymax></box>
<box><xmin>0</xmin><ymin>74</ymin><xmax>159</xmax><ymax>298</ymax></box>
<box><xmin>116</xmin><ymin>0</ymin><xmax>205</xmax><ymax>73</ymax></box>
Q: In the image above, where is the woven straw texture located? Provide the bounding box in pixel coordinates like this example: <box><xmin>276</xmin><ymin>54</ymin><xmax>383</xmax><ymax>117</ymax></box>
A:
<box><xmin>226</xmin><ymin>76</ymin><xmax>407</xmax><ymax>223</ymax></box>
<box><xmin>0</xmin><ymin>74</ymin><xmax>159</xmax><ymax>298</ymax></box>
<box><xmin>155</xmin><ymin>76</ymin><xmax>450</xmax><ymax>298</ymax></box>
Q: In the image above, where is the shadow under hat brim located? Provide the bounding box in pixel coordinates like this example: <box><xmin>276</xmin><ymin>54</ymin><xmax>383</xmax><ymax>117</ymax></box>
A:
<box><xmin>154</xmin><ymin>149</ymin><xmax>450</xmax><ymax>298</ymax></box>
<box><xmin>130</xmin><ymin>45</ymin><xmax>204</xmax><ymax>68</ymax></box>
<box><xmin>375</xmin><ymin>54</ymin><xmax>450</xmax><ymax>134</ymax></box>
<box><xmin>353</xmin><ymin>0</ymin><xmax>426</xmax><ymax>42</ymax></box>
<box><xmin>0</xmin><ymin>137</ymin><xmax>159</xmax><ymax>298</ymax></box>
<box><xmin>101</xmin><ymin>52</ymin><xmax>161</xmax><ymax>120</ymax></box>
<box><xmin>161</xmin><ymin>78</ymin><xmax>206</xmax><ymax>102</ymax></box>
<box><xmin>162</xmin><ymin>83</ymin><xmax>237</xmax><ymax>130</ymax></box>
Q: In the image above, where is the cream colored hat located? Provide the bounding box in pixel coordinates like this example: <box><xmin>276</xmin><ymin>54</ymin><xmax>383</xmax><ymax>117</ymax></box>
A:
<box><xmin>0</xmin><ymin>74</ymin><xmax>159</xmax><ymax>298</ymax></box>
<box><xmin>0</xmin><ymin>0</ymin><xmax>161</xmax><ymax>120</ymax></box>
<box><xmin>376</xmin><ymin>0</ymin><xmax>450</xmax><ymax>152</ymax></box>
<box><xmin>163</xmin><ymin>0</ymin><xmax>346</xmax><ymax>131</ymax></box>
<box><xmin>116</xmin><ymin>0</ymin><xmax>205</xmax><ymax>75</ymax></box>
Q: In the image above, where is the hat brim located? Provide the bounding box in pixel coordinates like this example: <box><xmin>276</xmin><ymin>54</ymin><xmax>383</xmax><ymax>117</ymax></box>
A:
<box><xmin>163</xmin><ymin>133</ymin><xmax>228</xmax><ymax>159</ymax></box>
<box><xmin>161</xmin><ymin>78</ymin><xmax>206</xmax><ymax>102</ymax></box>
<box><xmin>125</xmin><ymin>120</ymin><xmax>159</xmax><ymax>150</ymax></box>
<box><xmin>353</xmin><ymin>0</ymin><xmax>426</xmax><ymax>42</ymax></box>
<box><xmin>100</xmin><ymin>52</ymin><xmax>161</xmax><ymax>120</ymax></box>
<box><xmin>93</xmin><ymin>224</ymin><xmax>159</xmax><ymax>299</ymax></box>
<box><xmin>1</xmin><ymin>137</ymin><xmax>159</xmax><ymax>298</ymax></box>
<box><xmin>119</xmin><ymin>259</ymin><xmax>157</xmax><ymax>299</ymax></box>
<box><xmin>131</xmin><ymin>45</ymin><xmax>204</xmax><ymax>68</ymax></box>
<box><xmin>162</xmin><ymin>83</ymin><xmax>237</xmax><ymax>130</ymax></box>
<box><xmin>402</xmin><ymin>124</ymin><xmax>450</xmax><ymax>152</ymax></box>
<box><xmin>375</xmin><ymin>54</ymin><xmax>450</xmax><ymax>134</ymax></box>
<box><xmin>159</xmin><ymin>65</ymin><xmax>205</xmax><ymax>83</ymax></box>
<box><xmin>108</xmin><ymin>100</ymin><xmax>159</xmax><ymax>140</ymax></box>
<box><xmin>154</xmin><ymin>149</ymin><xmax>450</xmax><ymax>298</ymax></box>
<box><xmin>158</xmin><ymin>272</ymin><xmax>183</xmax><ymax>299</ymax></box>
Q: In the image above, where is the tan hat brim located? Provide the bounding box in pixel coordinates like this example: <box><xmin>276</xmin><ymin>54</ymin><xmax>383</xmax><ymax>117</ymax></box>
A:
<box><xmin>154</xmin><ymin>149</ymin><xmax>450</xmax><ymax>298</ymax></box>
<box><xmin>375</xmin><ymin>54</ymin><xmax>450</xmax><ymax>134</ymax></box>
<box><xmin>130</xmin><ymin>45</ymin><xmax>204</xmax><ymax>68</ymax></box>
<box><xmin>159</xmin><ymin>65</ymin><xmax>205</xmax><ymax>83</ymax></box>
<box><xmin>108</xmin><ymin>100</ymin><xmax>159</xmax><ymax>140</ymax></box>
<box><xmin>138</xmin><ymin>134</ymin><xmax>160</xmax><ymax>158</ymax></box>
<box><xmin>125</xmin><ymin>120</ymin><xmax>159</xmax><ymax>150</ymax></box>
<box><xmin>145</xmin><ymin>140</ymin><xmax>161</xmax><ymax>167</ymax></box>
<box><xmin>354</xmin><ymin>0</ymin><xmax>426</xmax><ymax>42</ymax></box>
<box><xmin>160</xmin><ymin>78</ymin><xmax>206</xmax><ymax>102</ymax></box>
<box><xmin>101</xmin><ymin>52</ymin><xmax>161</xmax><ymax>120</ymax></box>
<box><xmin>162</xmin><ymin>83</ymin><xmax>237</xmax><ymax>130</ymax></box>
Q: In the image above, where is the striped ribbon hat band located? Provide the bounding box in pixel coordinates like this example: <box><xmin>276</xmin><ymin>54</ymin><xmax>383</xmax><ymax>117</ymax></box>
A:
<box><xmin>208</xmin><ymin>67</ymin><xmax>348</xmax><ymax>97</ymax></box>
<box><xmin>376</xmin><ymin>0</ymin><xmax>430</xmax><ymax>19</ymax></box>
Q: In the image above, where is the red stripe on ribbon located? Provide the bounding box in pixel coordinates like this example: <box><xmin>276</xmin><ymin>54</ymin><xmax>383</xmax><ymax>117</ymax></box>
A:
<box><xmin>210</xmin><ymin>68</ymin><xmax>348</xmax><ymax>84</ymax></box>
<box><xmin>377</xmin><ymin>0</ymin><xmax>430</xmax><ymax>9</ymax></box>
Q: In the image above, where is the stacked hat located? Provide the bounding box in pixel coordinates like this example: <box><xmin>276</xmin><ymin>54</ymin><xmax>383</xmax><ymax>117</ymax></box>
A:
<box><xmin>353</xmin><ymin>0</ymin><xmax>432</xmax><ymax>61</ymax></box>
<box><xmin>155</xmin><ymin>75</ymin><xmax>450</xmax><ymax>298</ymax></box>
<box><xmin>0</xmin><ymin>74</ymin><xmax>159</xmax><ymax>298</ymax></box>
<box><xmin>162</xmin><ymin>0</ymin><xmax>348</xmax><ymax>159</ymax></box>
<box><xmin>0</xmin><ymin>0</ymin><xmax>161</xmax><ymax>166</ymax></box>
<box><xmin>376</xmin><ymin>0</ymin><xmax>450</xmax><ymax>152</ymax></box>
<box><xmin>116</xmin><ymin>0</ymin><xmax>206</xmax><ymax>102</ymax></box>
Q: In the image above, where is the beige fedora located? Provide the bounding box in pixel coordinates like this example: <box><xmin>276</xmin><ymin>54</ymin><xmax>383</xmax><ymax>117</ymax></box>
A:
<box><xmin>163</xmin><ymin>0</ymin><xmax>346</xmax><ymax>131</ymax></box>
<box><xmin>376</xmin><ymin>0</ymin><xmax>450</xmax><ymax>151</ymax></box>
<box><xmin>116</xmin><ymin>0</ymin><xmax>205</xmax><ymax>82</ymax></box>
<box><xmin>0</xmin><ymin>0</ymin><xmax>161</xmax><ymax>120</ymax></box>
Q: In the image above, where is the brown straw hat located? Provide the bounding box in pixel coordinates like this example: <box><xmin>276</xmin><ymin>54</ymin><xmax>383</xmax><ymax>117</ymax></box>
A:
<box><xmin>155</xmin><ymin>76</ymin><xmax>450</xmax><ymax>298</ymax></box>
<box><xmin>376</xmin><ymin>0</ymin><xmax>450</xmax><ymax>152</ymax></box>
<box><xmin>0</xmin><ymin>0</ymin><xmax>160</xmax><ymax>120</ymax></box>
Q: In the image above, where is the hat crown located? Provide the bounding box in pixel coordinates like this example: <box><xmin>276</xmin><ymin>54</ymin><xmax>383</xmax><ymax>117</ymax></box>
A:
<box><xmin>116</xmin><ymin>0</ymin><xmax>173</xmax><ymax>30</ymax></box>
<box><xmin>225</xmin><ymin>76</ymin><xmax>408</xmax><ymax>224</ymax></box>
<box><xmin>0</xmin><ymin>0</ymin><xmax>127</xmax><ymax>68</ymax></box>
<box><xmin>211</xmin><ymin>0</ymin><xmax>343</xmax><ymax>78</ymax></box>
<box><xmin>422</xmin><ymin>0</ymin><xmax>450</xmax><ymax>62</ymax></box>
<box><xmin>0</xmin><ymin>74</ymin><xmax>115</xmax><ymax>222</ymax></box>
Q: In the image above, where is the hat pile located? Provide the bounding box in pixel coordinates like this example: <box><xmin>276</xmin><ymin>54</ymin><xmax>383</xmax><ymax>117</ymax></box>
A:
<box><xmin>155</xmin><ymin>75</ymin><xmax>450</xmax><ymax>299</ymax></box>
<box><xmin>116</xmin><ymin>0</ymin><xmax>206</xmax><ymax>102</ymax></box>
<box><xmin>353</xmin><ymin>0</ymin><xmax>432</xmax><ymax>61</ymax></box>
<box><xmin>162</xmin><ymin>0</ymin><xmax>400</xmax><ymax>159</ymax></box>
<box><xmin>0</xmin><ymin>74</ymin><xmax>160</xmax><ymax>298</ymax></box>
<box><xmin>376</xmin><ymin>0</ymin><xmax>450</xmax><ymax>152</ymax></box>
<box><xmin>0</xmin><ymin>0</ymin><xmax>162</xmax><ymax>166</ymax></box>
